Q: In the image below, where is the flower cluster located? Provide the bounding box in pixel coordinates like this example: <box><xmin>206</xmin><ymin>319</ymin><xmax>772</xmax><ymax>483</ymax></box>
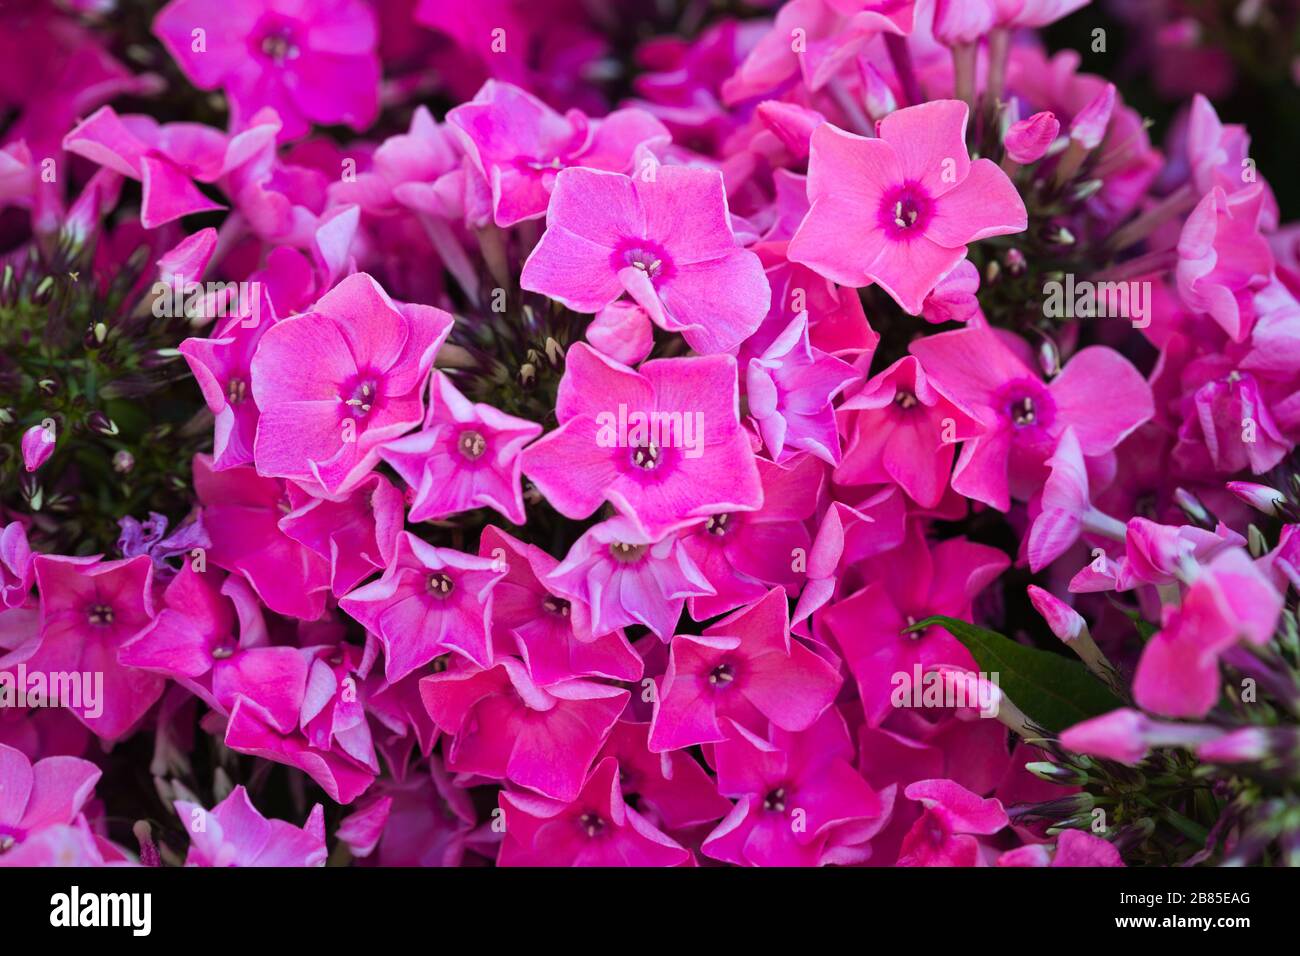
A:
<box><xmin>2</xmin><ymin>0</ymin><xmax>1300</xmax><ymax>868</ymax></box>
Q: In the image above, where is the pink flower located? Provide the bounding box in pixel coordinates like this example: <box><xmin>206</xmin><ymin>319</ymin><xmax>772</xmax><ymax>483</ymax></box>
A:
<box><xmin>596</xmin><ymin>720</ymin><xmax>732</xmax><ymax>831</ymax></box>
<box><xmin>497</xmin><ymin>756</ymin><xmax>692</xmax><ymax>866</ymax></box>
<box><xmin>909</xmin><ymin>325</ymin><xmax>1153</xmax><ymax>510</ymax></box>
<box><xmin>223</xmin><ymin>696</ymin><xmax>376</xmax><ymax>803</ymax></box>
<box><xmin>998</xmin><ymin>828</ymin><xmax>1123</xmax><ymax>867</ymax></box>
<box><xmin>278</xmin><ymin>472</ymin><xmax>404</xmax><ymax>597</ymax></box>
<box><xmin>789</xmin><ymin>101</ymin><xmax>1027</xmax><ymax>315</ymax></box>
<box><xmin>448</xmin><ymin>80</ymin><xmax>669</xmax><ymax>226</ymax></box>
<box><xmin>934</xmin><ymin>0</ymin><xmax>996</xmax><ymax>46</ymax></box>
<box><xmin>821</xmin><ymin>526</ymin><xmax>1009</xmax><ymax>725</ymax></box>
<box><xmin>1025</xmin><ymin>427</ymin><xmax>1126</xmax><ymax>571</ymax></box>
<box><xmin>0</xmin><ymin>743</ymin><xmax>101</xmax><ymax>858</ymax></box>
<box><xmin>339</xmin><ymin>531</ymin><xmax>503</xmax><ymax>679</ymax></box>
<box><xmin>897</xmin><ymin>779</ymin><xmax>1008</xmax><ymax>867</ymax></box>
<box><xmin>746</xmin><ymin>312</ymin><xmax>857</xmax><ymax>464</ymax></box>
<box><xmin>153</xmin><ymin>0</ymin><xmax>381</xmax><ymax>140</ymax></box>
<box><xmin>837</xmin><ymin>354</ymin><xmax>985</xmax><ymax>508</ymax></box>
<box><xmin>1133</xmin><ymin>549</ymin><xmax>1282</xmax><ymax>718</ymax></box>
<box><xmin>179</xmin><ymin>295</ymin><xmax>278</xmax><ymax>471</ymax></box>
<box><xmin>61</xmin><ymin>106</ymin><xmax>270</xmax><ymax>228</ymax></box>
<box><xmin>992</xmin><ymin>0</ymin><xmax>1091</xmax><ymax>29</ymax></box>
<box><xmin>648</xmin><ymin>587</ymin><xmax>841</xmax><ymax>752</ymax></box>
<box><xmin>546</xmin><ymin>517</ymin><xmax>714</xmax><ymax>642</ymax></box>
<box><xmin>702</xmin><ymin>709</ymin><xmax>885</xmax><ymax>867</ymax></box>
<box><xmin>380</xmin><ymin>372</ymin><xmax>541</xmax><ymax>525</ymax></box>
<box><xmin>11</xmin><ymin>555</ymin><xmax>163</xmax><ymax>740</ymax></box>
<box><xmin>1186</xmin><ymin>94</ymin><xmax>1278</xmax><ymax>227</ymax></box>
<box><xmin>680</xmin><ymin>454</ymin><xmax>821</xmax><ymax>621</ymax></box>
<box><xmin>480</xmin><ymin>526</ymin><xmax>642</xmax><ymax>685</ymax></box>
<box><xmin>1176</xmin><ymin>185</ymin><xmax>1274</xmax><ymax>342</ymax></box>
<box><xmin>249</xmin><ymin>272</ymin><xmax>453</xmax><ymax>496</ymax></box>
<box><xmin>0</xmin><ymin>523</ymin><xmax>34</xmax><ymax>609</ymax></box>
<box><xmin>174</xmin><ymin>785</ymin><xmax>325</xmax><ymax>866</ymax></box>
<box><xmin>520</xmin><ymin>343</ymin><xmax>762</xmax><ymax>538</ymax></box>
<box><xmin>192</xmin><ymin>455</ymin><xmax>332</xmax><ymax>621</ymax></box>
<box><xmin>20</xmin><ymin>424</ymin><xmax>54</xmax><ymax>473</ymax></box>
<box><xmin>520</xmin><ymin>165</ymin><xmax>770</xmax><ymax>354</ymax></box>
<box><xmin>421</xmin><ymin>658</ymin><xmax>628</xmax><ymax>802</ymax></box>
<box><xmin>119</xmin><ymin>566</ymin><xmax>308</xmax><ymax>734</ymax></box>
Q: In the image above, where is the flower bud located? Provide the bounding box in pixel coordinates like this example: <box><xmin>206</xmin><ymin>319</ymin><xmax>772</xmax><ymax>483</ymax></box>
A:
<box><xmin>20</xmin><ymin>424</ymin><xmax>55</xmax><ymax>472</ymax></box>
<box><xmin>1026</xmin><ymin>585</ymin><xmax>1084</xmax><ymax>642</ymax></box>
<box><xmin>1226</xmin><ymin>481</ymin><xmax>1287</xmax><ymax>517</ymax></box>
<box><xmin>933</xmin><ymin>0</ymin><xmax>996</xmax><ymax>46</ymax></box>
<box><xmin>1004</xmin><ymin>110</ymin><xmax>1059</xmax><ymax>164</ymax></box>
<box><xmin>1069</xmin><ymin>84</ymin><xmax>1116</xmax><ymax>150</ymax></box>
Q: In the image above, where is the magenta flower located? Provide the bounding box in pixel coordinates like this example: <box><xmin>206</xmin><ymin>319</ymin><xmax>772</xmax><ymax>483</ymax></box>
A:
<box><xmin>249</xmin><ymin>272</ymin><xmax>453</xmax><ymax>496</ymax></box>
<box><xmin>999</xmin><ymin>828</ymin><xmax>1124</xmax><ymax>867</ymax></box>
<box><xmin>680</xmin><ymin>454</ymin><xmax>820</xmax><ymax>621</ymax></box>
<box><xmin>1176</xmin><ymin>184</ymin><xmax>1274</xmax><ymax>342</ymax></box>
<box><xmin>119</xmin><ymin>565</ymin><xmax>308</xmax><ymax>734</ymax></box>
<box><xmin>154</xmin><ymin>0</ymin><xmax>381</xmax><ymax>140</ymax></box>
<box><xmin>703</xmin><ymin>708</ymin><xmax>885</xmax><ymax>867</ymax></box>
<box><xmin>821</xmin><ymin>527</ymin><xmax>1010</xmax><ymax>725</ymax></box>
<box><xmin>789</xmin><ymin>101</ymin><xmax>1027</xmax><ymax>315</ymax></box>
<box><xmin>547</xmin><ymin>516</ymin><xmax>713</xmax><ymax>642</ymax></box>
<box><xmin>193</xmin><ymin>455</ymin><xmax>332</xmax><ymax>621</ymax></box>
<box><xmin>1133</xmin><ymin>549</ymin><xmax>1282</xmax><ymax>718</ymax></box>
<box><xmin>0</xmin><ymin>743</ymin><xmax>101</xmax><ymax>859</ymax></box>
<box><xmin>62</xmin><ymin>106</ymin><xmax>269</xmax><ymax>228</ymax></box>
<box><xmin>339</xmin><ymin>531</ymin><xmax>503</xmax><ymax>679</ymax></box>
<box><xmin>279</xmin><ymin>473</ymin><xmax>405</xmax><ymax>597</ymax></box>
<box><xmin>897</xmin><ymin>779</ymin><xmax>1008</xmax><ymax>867</ymax></box>
<box><xmin>520</xmin><ymin>165</ymin><xmax>770</xmax><ymax>354</ymax></box>
<box><xmin>12</xmin><ymin>555</ymin><xmax>162</xmax><ymax>741</ymax></box>
<box><xmin>420</xmin><ymin>658</ymin><xmax>628</xmax><ymax>802</ymax></box>
<box><xmin>909</xmin><ymin>325</ymin><xmax>1153</xmax><ymax>510</ymax></box>
<box><xmin>448</xmin><ymin>80</ymin><xmax>669</xmax><ymax>226</ymax></box>
<box><xmin>480</xmin><ymin>526</ymin><xmax>642</xmax><ymax>685</ymax></box>
<box><xmin>0</xmin><ymin>523</ymin><xmax>34</xmax><ymax>609</ymax></box>
<box><xmin>520</xmin><ymin>343</ymin><xmax>762</xmax><ymax>538</ymax></box>
<box><xmin>497</xmin><ymin>756</ymin><xmax>692</xmax><ymax>866</ymax></box>
<box><xmin>175</xmin><ymin>785</ymin><xmax>325</xmax><ymax>867</ymax></box>
<box><xmin>380</xmin><ymin>372</ymin><xmax>541</xmax><ymax>525</ymax></box>
<box><xmin>838</xmin><ymin>355</ymin><xmax>986</xmax><ymax>508</ymax></box>
<box><xmin>179</xmin><ymin>297</ymin><xmax>278</xmax><ymax>471</ymax></box>
<box><xmin>746</xmin><ymin>312</ymin><xmax>857</xmax><ymax>465</ymax></box>
<box><xmin>648</xmin><ymin>587</ymin><xmax>841</xmax><ymax>752</ymax></box>
<box><xmin>596</xmin><ymin>720</ymin><xmax>732</xmax><ymax>831</ymax></box>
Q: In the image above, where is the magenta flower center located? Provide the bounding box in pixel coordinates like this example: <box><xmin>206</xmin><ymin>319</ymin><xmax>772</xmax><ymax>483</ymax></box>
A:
<box><xmin>86</xmin><ymin>602</ymin><xmax>114</xmax><ymax>626</ymax></box>
<box><xmin>608</xmin><ymin>541</ymin><xmax>647</xmax><ymax>564</ymax></box>
<box><xmin>254</xmin><ymin>18</ymin><xmax>303</xmax><ymax>64</ymax></box>
<box><xmin>708</xmin><ymin>662</ymin><xmax>736</xmax><ymax>686</ymax></box>
<box><xmin>994</xmin><ymin>378</ymin><xmax>1057</xmax><ymax>434</ymax></box>
<box><xmin>457</xmin><ymin>429</ymin><xmax>488</xmax><ymax>461</ymax></box>
<box><xmin>877</xmin><ymin>183</ymin><xmax>935</xmax><ymax>240</ymax></box>
<box><xmin>211</xmin><ymin>642</ymin><xmax>236</xmax><ymax>660</ymax></box>
<box><xmin>0</xmin><ymin>826</ymin><xmax>23</xmax><ymax>853</ymax></box>
<box><xmin>630</xmin><ymin>441</ymin><xmax>661</xmax><ymax>470</ymax></box>
<box><xmin>894</xmin><ymin>390</ymin><xmax>919</xmax><ymax>410</ymax></box>
<box><xmin>342</xmin><ymin>377</ymin><xmax>381</xmax><ymax>419</ymax></box>
<box><xmin>542</xmin><ymin>594</ymin><xmax>571</xmax><ymax>617</ymax></box>
<box><xmin>763</xmin><ymin>787</ymin><xmax>788</xmax><ymax>813</ymax></box>
<box><xmin>612</xmin><ymin>239</ymin><xmax>675</xmax><ymax>285</ymax></box>
<box><xmin>705</xmin><ymin>513</ymin><xmax>733</xmax><ymax>536</ymax></box>
<box><xmin>578</xmin><ymin>812</ymin><xmax>606</xmax><ymax>838</ymax></box>
<box><xmin>427</xmin><ymin>572</ymin><xmax>455</xmax><ymax>598</ymax></box>
<box><xmin>226</xmin><ymin>378</ymin><xmax>248</xmax><ymax>405</ymax></box>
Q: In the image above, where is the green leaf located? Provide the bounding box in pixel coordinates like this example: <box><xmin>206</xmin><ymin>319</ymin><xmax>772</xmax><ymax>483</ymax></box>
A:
<box><xmin>910</xmin><ymin>615</ymin><xmax>1124</xmax><ymax>733</ymax></box>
